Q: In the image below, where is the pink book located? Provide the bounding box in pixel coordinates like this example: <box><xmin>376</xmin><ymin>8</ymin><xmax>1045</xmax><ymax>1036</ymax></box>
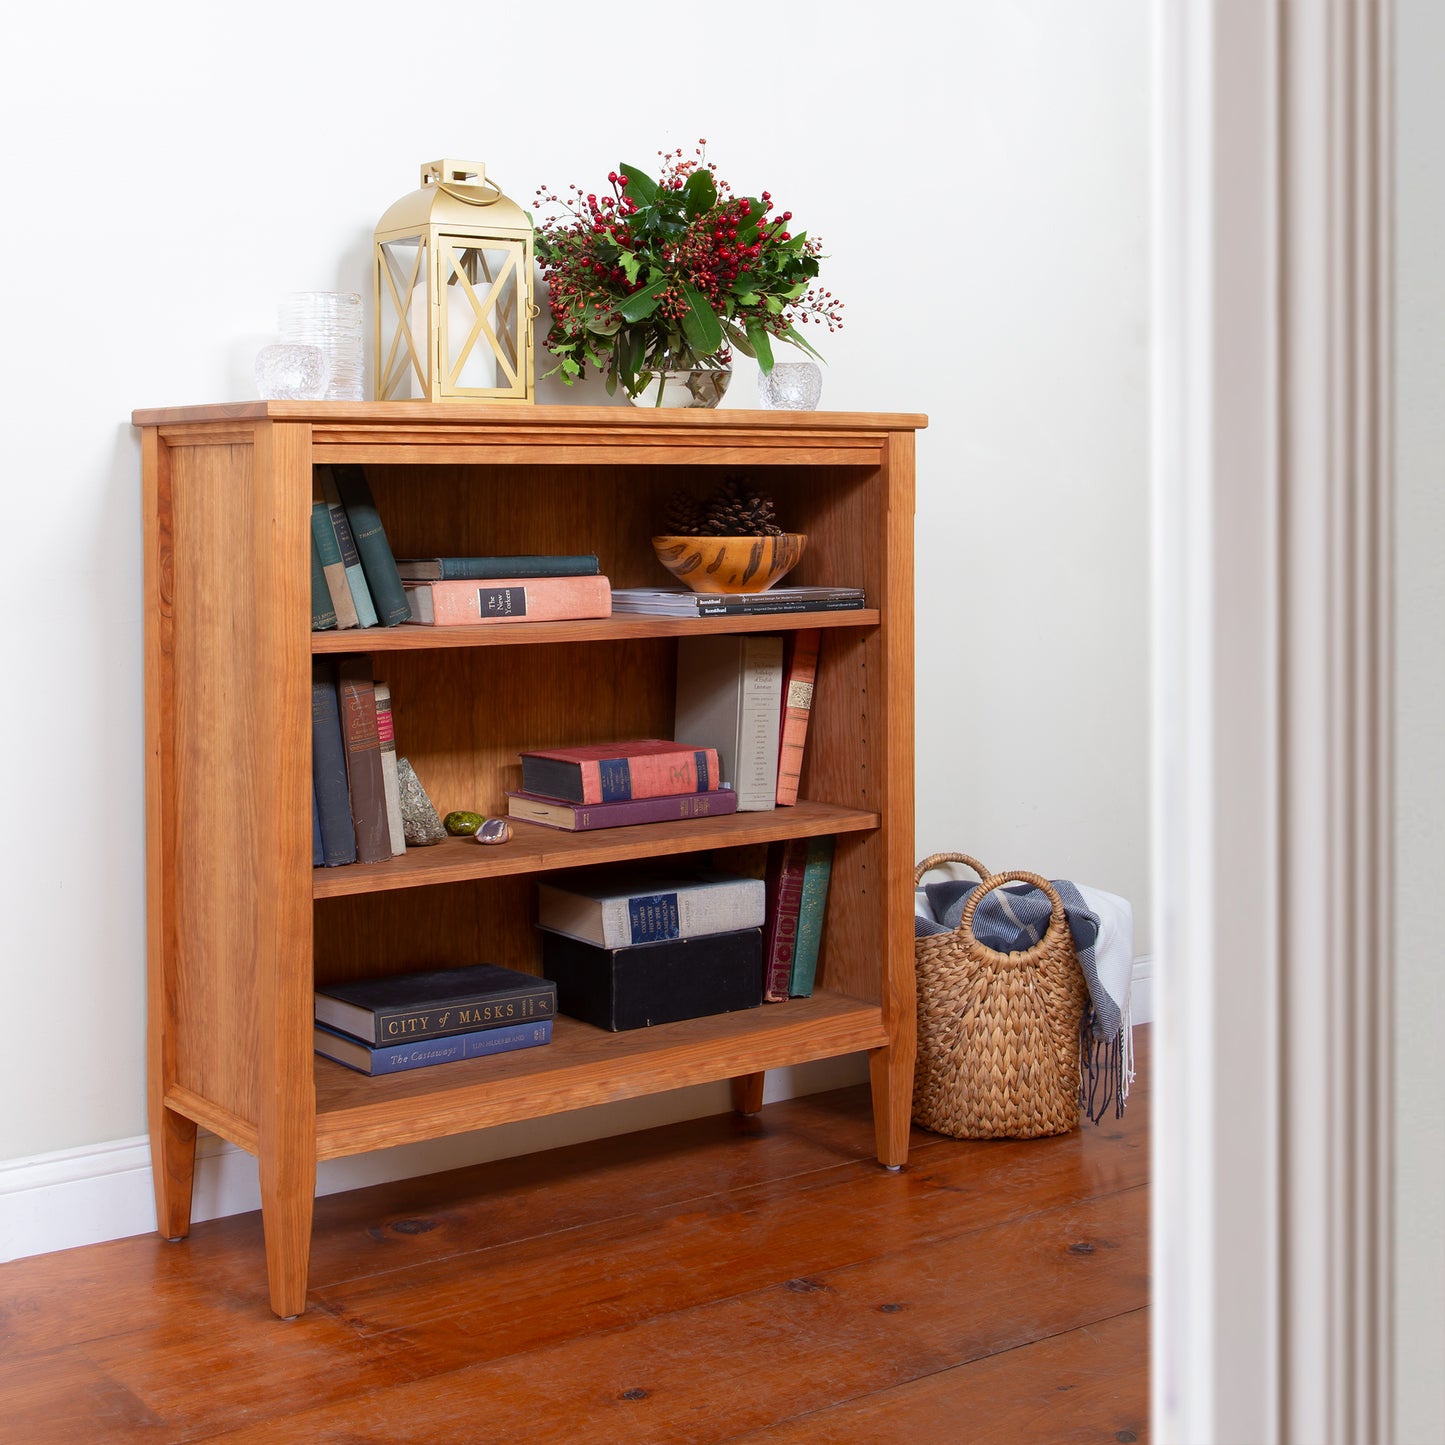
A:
<box><xmin>403</xmin><ymin>574</ymin><xmax>611</xmax><ymax>625</ymax></box>
<box><xmin>520</xmin><ymin>739</ymin><xmax>722</xmax><ymax>804</ymax></box>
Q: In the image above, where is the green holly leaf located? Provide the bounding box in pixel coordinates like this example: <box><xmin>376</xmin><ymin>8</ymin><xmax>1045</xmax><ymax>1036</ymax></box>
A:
<box><xmin>683</xmin><ymin>167</ymin><xmax>718</xmax><ymax>218</ymax></box>
<box><xmin>681</xmin><ymin>284</ymin><xmax>723</xmax><ymax>356</ymax></box>
<box><xmin>782</xmin><ymin>324</ymin><xmax>825</xmax><ymax>362</ymax></box>
<box><xmin>618</xmin><ymin>163</ymin><xmax>658</xmax><ymax>207</ymax></box>
<box><xmin>745</xmin><ymin>320</ymin><xmax>775</xmax><ymax>372</ymax></box>
<box><xmin>619</xmin><ymin>251</ymin><xmax>642</xmax><ymax>284</ymax></box>
<box><xmin>722</xmin><ymin>320</ymin><xmax>756</xmax><ymax>358</ymax></box>
<box><xmin>618</xmin><ymin>276</ymin><xmax>668</xmax><ymax>323</ymax></box>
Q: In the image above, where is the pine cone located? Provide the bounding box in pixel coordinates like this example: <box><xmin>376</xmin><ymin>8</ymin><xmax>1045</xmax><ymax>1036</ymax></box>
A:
<box><xmin>703</xmin><ymin>476</ymin><xmax>782</xmax><ymax>535</ymax></box>
<box><xmin>662</xmin><ymin>491</ymin><xmax>706</xmax><ymax>536</ymax></box>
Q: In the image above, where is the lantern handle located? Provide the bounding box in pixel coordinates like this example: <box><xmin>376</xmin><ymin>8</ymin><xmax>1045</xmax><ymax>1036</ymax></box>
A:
<box><xmin>422</xmin><ymin>159</ymin><xmax>506</xmax><ymax>208</ymax></box>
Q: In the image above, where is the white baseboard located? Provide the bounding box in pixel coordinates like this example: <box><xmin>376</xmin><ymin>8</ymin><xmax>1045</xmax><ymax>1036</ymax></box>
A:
<box><xmin>1</xmin><ymin>960</ymin><xmax>1153</xmax><ymax>1265</ymax></box>
<box><xmin>1132</xmin><ymin>954</ymin><xmax>1154</xmax><ymax>1025</ymax></box>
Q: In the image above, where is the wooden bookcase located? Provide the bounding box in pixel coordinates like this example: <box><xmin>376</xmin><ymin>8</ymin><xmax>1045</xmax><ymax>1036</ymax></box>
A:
<box><xmin>134</xmin><ymin>402</ymin><xmax>924</xmax><ymax>1317</ymax></box>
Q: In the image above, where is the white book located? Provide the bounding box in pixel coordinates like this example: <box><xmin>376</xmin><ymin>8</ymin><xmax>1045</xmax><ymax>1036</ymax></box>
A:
<box><xmin>536</xmin><ymin>869</ymin><xmax>766</xmax><ymax>949</ymax></box>
<box><xmin>673</xmin><ymin>633</ymin><xmax>784</xmax><ymax>811</ymax></box>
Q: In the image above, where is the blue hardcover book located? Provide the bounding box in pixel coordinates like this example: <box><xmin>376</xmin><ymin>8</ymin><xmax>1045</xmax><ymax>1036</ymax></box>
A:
<box><xmin>312</xmin><ymin>784</ymin><xmax>324</xmax><ymax>867</ymax></box>
<box><xmin>311</xmin><ymin>659</ymin><xmax>356</xmax><ymax>866</ymax></box>
<box><xmin>319</xmin><ymin>466</ymin><xmax>379</xmax><ymax>628</ymax></box>
<box><xmin>314</xmin><ymin>1017</ymin><xmax>553</xmax><ymax>1075</ymax></box>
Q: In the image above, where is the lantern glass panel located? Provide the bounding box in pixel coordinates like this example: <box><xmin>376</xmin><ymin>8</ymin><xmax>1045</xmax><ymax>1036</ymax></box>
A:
<box><xmin>442</xmin><ymin>241</ymin><xmax>524</xmax><ymax>394</ymax></box>
<box><xmin>378</xmin><ymin>235</ymin><xmax>429</xmax><ymax>399</ymax></box>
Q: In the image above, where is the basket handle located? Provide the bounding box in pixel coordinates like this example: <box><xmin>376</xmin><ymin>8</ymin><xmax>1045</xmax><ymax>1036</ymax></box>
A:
<box><xmin>913</xmin><ymin>852</ymin><xmax>992</xmax><ymax>886</ymax></box>
<box><xmin>958</xmin><ymin>870</ymin><xmax>1070</xmax><ymax>965</ymax></box>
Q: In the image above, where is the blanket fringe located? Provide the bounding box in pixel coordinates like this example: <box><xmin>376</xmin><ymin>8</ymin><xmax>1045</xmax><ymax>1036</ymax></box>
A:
<box><xmin>1078</xmin><ymin>1005</ymin><xmax>1134</xmax><ymax>1124</ymax></box>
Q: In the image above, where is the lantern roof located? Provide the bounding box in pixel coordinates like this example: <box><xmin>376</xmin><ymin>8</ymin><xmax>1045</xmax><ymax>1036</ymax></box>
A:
<box><xmin>376</xmin><ymin>159</ymin><xmax>532</xmax><ymax>238</ymax></box>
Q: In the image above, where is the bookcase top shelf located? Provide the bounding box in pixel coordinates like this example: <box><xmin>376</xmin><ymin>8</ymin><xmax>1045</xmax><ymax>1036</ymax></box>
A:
<box><xmin>132</xmin><ymin>403</ymin><xmax>926</xmax><ymax>469</ymax></box>
<box><xmin>312</xmin><ymin>610</ymin><xmax>882</xmax><ymax>652</ymax></box>
<box><xmin>311</xmin><ymin>799</ymin><xmax>877</xmax><ymax>899</ymax></box>
<box><xmin>132</xmin><ymin>401</ymin><xmax>928</xmax><ymax>431</ymax></box>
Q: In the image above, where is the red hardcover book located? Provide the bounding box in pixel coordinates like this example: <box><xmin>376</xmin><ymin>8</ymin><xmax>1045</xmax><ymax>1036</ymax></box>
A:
<box><xmin>520</xmin><ymin>739</ymin><xmax>721</xmax><ymax>805</ymax></box>
<box><xmin>762</xmin><ymin>837</ymin><xmax>809</xmax><ymax>1002</ymax></box>
<box><xmin>336</xmin><ymin>657</ymin><xmax>392</xmax><ymax>864</ymax></box>
<box><xmin>403</xmin><ymin>574</ymin><xmax>611</xmax><ymax>625</ymax></box>
<box><xmin>775</xmin><ymin>629</ymin><xmax>821</xmax><ymax>806</ymax></box>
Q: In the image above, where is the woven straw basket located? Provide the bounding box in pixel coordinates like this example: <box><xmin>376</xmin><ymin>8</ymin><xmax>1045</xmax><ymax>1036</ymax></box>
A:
<box><xmin>912</xmin><ymin>853</ymin><xmax>1089</xmax><ymax>1139</ymax></box>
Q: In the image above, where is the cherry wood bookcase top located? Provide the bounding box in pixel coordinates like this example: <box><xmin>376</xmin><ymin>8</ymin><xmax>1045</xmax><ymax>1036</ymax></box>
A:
<box><xmin>136</xmin><ymin>402</ymin><xmax>923</xmax><ymax>1316</ymax></box>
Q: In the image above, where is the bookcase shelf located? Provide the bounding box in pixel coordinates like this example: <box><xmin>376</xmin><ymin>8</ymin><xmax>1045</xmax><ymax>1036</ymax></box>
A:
<box><xmin>137</xmin><ymin>401</ymin><xmax>922</xmax><ymax>1317</ymax></box>
<box><xmin>310</xmin><ymin>610</ymin><xmax>882</xmax><ymax>652</ymax></box>
<box><xmin>311</xmin><ymin>800</ymin><xmax>877</xmax><ymax>899</ymax></box>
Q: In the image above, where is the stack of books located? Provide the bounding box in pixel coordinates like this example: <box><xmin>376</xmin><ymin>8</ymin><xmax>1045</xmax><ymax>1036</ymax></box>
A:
<box><xmin>535</xmin><ymin>867</ymin><xmax>766</xmax><ymax>1030</ymax></box>
<box><xmin>313</xmin><ymin>963</ymin><xmax>556</xmax><ymax>1075</ymax></box>
<box><xmin>312</xmin><ymin>656</ymin><xmax>406</xmax><ymax>867</ymax></box>
<box><xmin>506</xmin><ymin>738</ymin><xmax>737</xmax><ymax>833</ymax></box>
<box><xmin>395</xmin><ymin>554</ymin><xmax>610</xmax><ymax>626</ymax></box>
<box><xmin>608</xmin><ymin>585</ymin><xmax>864</xmax><ymax>617</ymax></box>
<box><xmin>310</xmin><ymin>464</ymin><xmax>413</xmax><ymax>632</ymax></box>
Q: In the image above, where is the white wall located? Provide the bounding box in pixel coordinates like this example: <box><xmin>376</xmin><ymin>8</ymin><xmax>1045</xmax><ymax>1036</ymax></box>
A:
<box><xmin>1394</xmin><ymin>2</ymin><xmax>1445</xmax><ymax>1437</ymax></box>
<box><xmin>0</xmin><ymin>1</ymin><xmax>1149</xmax><ymax>1225</ymax></box>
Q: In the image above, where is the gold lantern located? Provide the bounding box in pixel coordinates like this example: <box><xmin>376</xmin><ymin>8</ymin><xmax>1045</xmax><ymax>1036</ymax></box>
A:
<box><xmin>374</xmin><ymin>159</ymin><xmax>536</xmax><ymax>402</ymax></box>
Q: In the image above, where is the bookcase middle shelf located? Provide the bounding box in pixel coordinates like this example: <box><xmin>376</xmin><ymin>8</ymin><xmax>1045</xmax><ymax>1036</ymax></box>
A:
<box><xmin>310</xmin><ymin>799</ymin><xmax>879</xmax><ymax>899</ymax></box>
<box><xmin>310</xmin><ymin>610</ymin><xmax>882</xmax><ymax>652</ymax></box>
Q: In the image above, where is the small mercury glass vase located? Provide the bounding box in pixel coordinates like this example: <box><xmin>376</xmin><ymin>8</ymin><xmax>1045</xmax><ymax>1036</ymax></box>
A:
<box><xmin>757</xmin><ymin>359</ymin><xmax>823</xmax><ymax>411</ymax></box>
<box><xmin>254</xmin><ymin>343</ymin><xmax>330</xmax><ymax>400</ymax></box>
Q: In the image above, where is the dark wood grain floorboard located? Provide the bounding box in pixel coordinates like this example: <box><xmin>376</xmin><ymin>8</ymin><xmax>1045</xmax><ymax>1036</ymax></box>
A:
<box><xmin>0</xmin><ymin>1031</ymin><xmax>1150</xmax><ymax>1442</ymax></box>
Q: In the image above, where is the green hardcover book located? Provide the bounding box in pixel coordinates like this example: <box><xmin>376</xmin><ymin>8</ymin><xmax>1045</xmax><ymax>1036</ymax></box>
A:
<box><xmin>310</xmin><ymin>527</ymin><xmax>337</xmax><ymax>630</ymax></box>
<box><xmin>789</xmin><ymin>835</ymin><xmax>835</xmax><ymax>997</ymax></box>
<box><xmin>310</xmin><ymin>502</ymin><xmax>359</xmax><ymax>629</ymax></box>
<box><xmin>331</xmin><ymin>463</ymin><xmax>412</xmax><ymax>627</ymax></box>
<box><xmin>319</xmin><ymin>466</ymin><xmax>379</xmax><ymax>628</ymax></box>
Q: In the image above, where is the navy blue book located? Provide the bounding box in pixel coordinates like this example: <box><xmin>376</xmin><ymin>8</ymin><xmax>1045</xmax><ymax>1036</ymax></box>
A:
<box><xmin>310</xmin><ymin>659</ymin><xmax>356</xmax><ymax>866</ymax></box>
<box><xmin>315</xmin><ymin>1017</ymin><xmax>553</xmax><ymax>1075</ymax></box>
<box><xmin>312</xmin><ymin>785</ymin><xmax>324</xmax><ymax>867</ymax></box>
<box><xmin>331</xmin><ymin>464</ymin><xmax>412</xmax><ymax>628</ymax></box>
<box><xmin>314</xmin><ymin>962</ymin><xmax>556</xmax><ymax>1045</ymax></box>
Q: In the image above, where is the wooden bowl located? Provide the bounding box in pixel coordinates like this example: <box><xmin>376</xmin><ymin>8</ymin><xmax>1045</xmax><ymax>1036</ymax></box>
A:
<box><xmin>651</xmin><ymin>533</ymin><xmax>808</xmax><ymax>594</ymax></box>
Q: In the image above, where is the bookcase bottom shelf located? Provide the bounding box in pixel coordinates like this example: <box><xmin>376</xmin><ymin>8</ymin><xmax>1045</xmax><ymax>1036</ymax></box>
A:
<box><xmin>312</xmin><ymin>989</ymin><xmax>888</xmax><ymax>1160</ymax></box>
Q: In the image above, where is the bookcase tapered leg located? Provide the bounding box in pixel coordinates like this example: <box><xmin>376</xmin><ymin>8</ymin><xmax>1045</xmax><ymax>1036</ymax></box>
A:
<box><xmin>868</xmin><ymin>1044</ymin><xmax>913</xmax><ymax>1169</ymax></box>
<box><xmin>259</xmin><ymin>1144</ymin><xmax>315</xmax><ymax>1319</ymax></box>
<box><xmin>150</xmin><ymin>1104</ymin><xmax>198</xmax><ymax>1241</ymax></box>
<box><xmin>731</xmin><ymin>1071</ymin><xmax>766</xmax><ymax>1115</ymax></box>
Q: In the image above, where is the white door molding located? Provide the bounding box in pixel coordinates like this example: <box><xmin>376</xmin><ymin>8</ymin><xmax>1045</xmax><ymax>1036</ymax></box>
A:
<box><xmin>1151</xmin><ymin>3</ymin><xmax>1393</xmax><ymax>1442</ymax></box>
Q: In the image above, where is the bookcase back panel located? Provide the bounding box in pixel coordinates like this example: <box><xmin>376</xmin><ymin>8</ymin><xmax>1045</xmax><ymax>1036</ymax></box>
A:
<box><xmin>314</xmin><ymin>877</ymin><xmax>544</xmax><ymax>984</ymax></box>
<box><xmin>360</xmin><ymin>464</ymin><xmax>875</xmax><ymax>594</ymax></box>
<box><xmin>367</xmin><ymin>639</ymin><xmax>677</xmax><ymax>820</ymax></box>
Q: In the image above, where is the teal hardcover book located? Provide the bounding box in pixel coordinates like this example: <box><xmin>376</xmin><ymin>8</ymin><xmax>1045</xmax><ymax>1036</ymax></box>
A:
<box><xmin>332</xmin><ymin>464</ymin><xmax>412</xmax><ymax>627</ymax></box>
<box><xmin>789</xmin><ymin>835</ymin><xmax>835</xmax><ymax>997</ymax></box>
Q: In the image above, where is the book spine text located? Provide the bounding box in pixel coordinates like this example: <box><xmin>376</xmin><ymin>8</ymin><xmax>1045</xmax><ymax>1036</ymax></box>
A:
<box><xmin>775</xmin><ymin>629</ymin><xmax>821</xmax><ymax>805</ymax></box>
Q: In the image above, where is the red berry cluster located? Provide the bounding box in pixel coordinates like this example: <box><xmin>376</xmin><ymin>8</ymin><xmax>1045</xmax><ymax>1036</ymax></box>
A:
<box><xmin>532</xmin><ymin>141</ymin><xmax>844</xmax><ymax>393</ymax></box>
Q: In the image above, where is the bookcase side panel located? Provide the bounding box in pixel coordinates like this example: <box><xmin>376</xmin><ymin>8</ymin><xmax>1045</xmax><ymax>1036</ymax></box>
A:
<box><xmin>877</xmin><ymin>429</ymin><xmax>918</xmax><ymax>1030</ymax></box>
<box><xmin>162</xmin><ymin>436</ymin><xmax>277</xmax><ymax>1132</ymax></box>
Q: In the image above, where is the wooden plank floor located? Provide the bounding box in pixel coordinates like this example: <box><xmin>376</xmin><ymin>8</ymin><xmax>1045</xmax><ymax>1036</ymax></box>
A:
<box><xmin>0</xmin><ymin>1031</ymin><xmax>1149</xmax><ymax>1443</ymax></box>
